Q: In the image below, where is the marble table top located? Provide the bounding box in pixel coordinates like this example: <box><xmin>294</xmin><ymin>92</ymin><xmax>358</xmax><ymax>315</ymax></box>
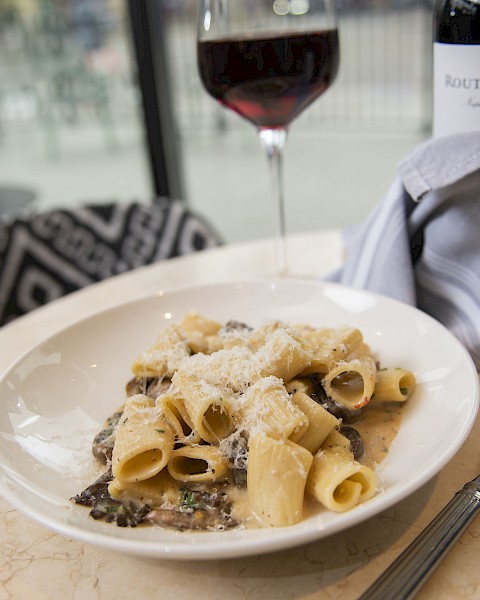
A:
<box><xmin>1</xmin><ymin>230</ymin><xmax>479</xmax><ymax>600</ymax></box>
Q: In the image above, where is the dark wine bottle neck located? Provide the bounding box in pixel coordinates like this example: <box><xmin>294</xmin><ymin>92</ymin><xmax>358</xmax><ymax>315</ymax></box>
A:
<box><xmin>434</xmin><ymin>0</ymin><xmax>480</xmax><ymax>43</ymax></box>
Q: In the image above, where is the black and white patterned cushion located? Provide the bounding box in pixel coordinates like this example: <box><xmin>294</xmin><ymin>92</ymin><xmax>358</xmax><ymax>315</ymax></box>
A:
<box><xmin>0</xmin><ymin>199</ymin><xmax>222</xmax><ymax>326</ymax></box>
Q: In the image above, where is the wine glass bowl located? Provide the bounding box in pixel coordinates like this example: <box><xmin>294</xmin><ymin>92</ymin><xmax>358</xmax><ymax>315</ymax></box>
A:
<box><xmin>197</xmin><ymin>0</ymin><xmax>340</xmax><ymax>274</ymax></box>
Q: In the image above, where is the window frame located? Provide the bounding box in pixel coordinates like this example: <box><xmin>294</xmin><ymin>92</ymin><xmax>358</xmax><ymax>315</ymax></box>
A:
<box><xmin>127</xmin><ymin>0</ymin><xmax>185</xmax><ymax>201</ymax></box>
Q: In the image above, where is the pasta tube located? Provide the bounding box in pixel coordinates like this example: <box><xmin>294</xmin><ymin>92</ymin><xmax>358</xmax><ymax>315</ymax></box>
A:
<box><xmin>158</xmin><ymin>392</ymin><xmax>201</xmax><ymax>444</ymax></box>
<box><xmin>109</xmin><ymin>469</ymin><xmax>179</xmax><ymax>506</ymax></box>
<box><xmin>247</xmin><ymin>321</ymin><xmax>283</xmax><ymax>351</ymax></box>
<box><xmin>167</xmin><ymin>445</ymin><xmax>229</xmax><ymax>483</ymax></box>
<box><xmin>180</xmin><ymin>312</ymin><xmax>221</xmax><ymax>336</ymax></box>
<box><xmin>131</xmin><ymin>325</ymin><xmax>190</xmax><ymax>378</ymax></box>
<box><xmin>285</xmin><ymin>378</ymin><xmax>314</xmax><ymax>396</ymax></box>
<box><xmin>180</xmin><ymin>312</ymin><xmax>222</xmax><ymax>354</ymax></box>
<box><xmin>373</xmin><ymin>368</ymin><xmax>416</xmax><ymax>402</ymax></box>
<box><xmin>291</xmin><ymin>391</ymin><xmax>339</xmax><ymax>453</ymax></box>
<box><xmin>112</xmin><ymin>394</ymin><xmax>174</xmax><ymax>483</ymax></box>
<box><xmin>247</xmin><ymin>433</ymin><xmax>313</xmax><ymax>527</ymax></box>
<box><xmin>321</xmin><ymin>428</ymin><xmax>351</xmax><ymax>452</ymax></box>
<box><xmin>237</xmin><ymin>376</ymin><xmax>308</xmax><ymax>441</ymax></box>
<box><xmin>306</xmin><ymin>446</ymin><xmax>377</xmax><ymax>512</ymax></box>
<box><xmin>172</xmin><ymin>372</ymin><xmax>235</xmax><ymax>443</ymax></box>
<box><xmin>301</xmin><ymin>327</ymin><xmax>364</xmax><ymax>375</ymax></box>
<box><xmin>322</xmin><ymin>356</ymin><xmax>377</xmax><ymax>410</ymax></box>
<box><xmin>258</xmin><ymin>328</ymin><xmax>312</xmax><ymax>382</ymax></box>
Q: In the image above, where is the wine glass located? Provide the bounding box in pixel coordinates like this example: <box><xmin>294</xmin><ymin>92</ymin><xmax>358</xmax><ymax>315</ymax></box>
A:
<box><xmin>197</xmin><ymin>0</ymin><xmax>340</xmax><ymax>275</ymax></box>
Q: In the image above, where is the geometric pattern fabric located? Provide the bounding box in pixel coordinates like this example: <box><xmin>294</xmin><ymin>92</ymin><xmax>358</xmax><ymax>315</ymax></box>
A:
<box><xmin>0</xmin><ymin>199</ymin><xmax>222</xmax><ymax>326</ymax></box>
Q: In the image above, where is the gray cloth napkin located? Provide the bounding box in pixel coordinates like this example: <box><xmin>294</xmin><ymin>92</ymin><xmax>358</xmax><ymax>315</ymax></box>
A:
<box><xmin>328</xmin><ymin>131</ymin><xmax>480</xmax><ymax>370</ymax></box>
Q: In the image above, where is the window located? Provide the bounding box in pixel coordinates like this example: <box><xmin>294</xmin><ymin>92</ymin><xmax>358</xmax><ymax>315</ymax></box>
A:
<box><xmin>0</xmin><ymin>0</ymin><xmax>153</xmax><ymax>216</ymax></box>
<box><xmin>1</xmin><ymin>1</ymin><xmax>433</xmax><ymax>244</ymax></box>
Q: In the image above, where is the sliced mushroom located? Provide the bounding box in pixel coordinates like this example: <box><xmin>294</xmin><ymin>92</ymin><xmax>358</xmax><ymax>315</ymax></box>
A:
<box><xmin>308</xmin><ymin>374</ymin><xmax>362</xmax><ymax>423</ymax></box>
<box><xmin>145</xmin><ymin>486</ymin><xmax>238</xmax><ymax>531</ymax></box>
<box><xmin>92</xmin><ymin>411</ymin><xmax>123</xmax><ymax>463</ymax></box>
<box><xmin>126</xmin><ymin>377</ymin><xmax>171</xmax><ymax>398</ymax></box>
<box><xmin>339</xmin><ymin>425</ymin><xmax>365</xmax><ymax>460</ymax></box>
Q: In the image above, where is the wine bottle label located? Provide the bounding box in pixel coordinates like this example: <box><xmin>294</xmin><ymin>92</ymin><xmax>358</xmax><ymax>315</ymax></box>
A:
<box><xmin>433</xmin><ymin>42</ymin><xmax>480</xmax><ymax>137</ymax></box>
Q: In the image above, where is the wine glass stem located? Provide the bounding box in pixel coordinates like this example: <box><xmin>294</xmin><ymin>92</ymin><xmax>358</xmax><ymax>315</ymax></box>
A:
<box><xmin>258</xmin><ymin>128</ymin><xmax>288</xmax><ymax>276</ymax></box>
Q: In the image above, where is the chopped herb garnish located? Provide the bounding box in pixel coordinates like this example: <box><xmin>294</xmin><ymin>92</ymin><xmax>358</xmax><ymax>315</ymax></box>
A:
<box><xmin>400</xmin><ymin>387</ymin><xmax>409</xmax><ymax>395</ymax></box>
<box><xmin>179</xmin><ymin>487</ymin><xmax>207</xmax><ymax>511</ymax></box>
<box><xmin>155</xmin><ymin>428</ymin><xmax>165</xmax><ymax>434</ymax></box>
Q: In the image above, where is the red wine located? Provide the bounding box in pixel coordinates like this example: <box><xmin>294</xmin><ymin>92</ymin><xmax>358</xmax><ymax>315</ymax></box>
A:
<box><xmin>433</xmin><ymin>0</ymin><xmax>480</xmax><ymax>136</ymax></box>
<box><xmin>197</xmin><ymin>30</ymin><xmax>339</xmax><ymax>129</ymax></box>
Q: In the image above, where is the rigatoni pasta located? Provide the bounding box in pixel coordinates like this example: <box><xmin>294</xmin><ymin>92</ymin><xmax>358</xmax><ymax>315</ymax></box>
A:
<box><xmin>373</xmin><ymin>367</ymin><xmax>416</xmax><ymax>402</ymax></box>
<box><xmin>290</xmin><ymin>390</ymin><xmax>339</xmax><ymax>453</ymax></box>
<box><xmin>236</xmin><ymin>376</ymin><xmax>308</xmax><ymax>441</ymax></box>
<box><xmin>322</xmin><ymin>356</ymin><xmax>377</xmax><ymax>410</ymax></box>
<box><xmin>247</xmin><ymin>433</ymin><xmax>313</xmax><ymax>526</ymax></box>
<box><xmin>307</xmin><ymin>446</ymin><xmax>377</xmax><ymax>512</ymax></box>
<box><xmin>170</xmin><ymin>371</ymin><xmax>235</xmax><ymax>443</ymax></box>
<box><xmin>73</xmin><ymin>313</ymin><xmax>417</xmax><ymax>531</ymax></box>
<box><xmin>112</xmin><ymin>394</ymin><xmax>175</xmax><ymax>483</ymax></box>
<box><xmin>167</xmin><ymin>445</ymin><xmax>230</xmax><ymax>483</ymax></box>
<box><xmin>158</xmin><ymin>391</ymin><xmax>200</xmax><ymax>444</ymax></box>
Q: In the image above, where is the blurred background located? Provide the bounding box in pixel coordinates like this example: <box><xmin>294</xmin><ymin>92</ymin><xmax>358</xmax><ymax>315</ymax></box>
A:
<box><xmin>0</xmin><ymin>0</ymin><xmax>434</xmax><ymax>243</ymax></box>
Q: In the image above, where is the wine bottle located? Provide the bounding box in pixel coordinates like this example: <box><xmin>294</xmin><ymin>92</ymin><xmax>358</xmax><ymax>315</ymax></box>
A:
<box><xmin>433</xmin><ymin>0</ymin><xmax>480</xmax><ymax>137</ymax></box>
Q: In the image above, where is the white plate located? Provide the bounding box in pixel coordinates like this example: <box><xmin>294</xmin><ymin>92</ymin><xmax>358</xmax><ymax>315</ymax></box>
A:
<box><xmin>0</xmin><ymin>280</ymin><xmax>478</xmax><ymax>560</ymax></box>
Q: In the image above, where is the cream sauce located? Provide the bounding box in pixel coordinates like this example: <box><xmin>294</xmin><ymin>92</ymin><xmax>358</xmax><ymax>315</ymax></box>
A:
<box><xmin>353</xmin><ymin>401</ymin><xmax>403</xmax><ymax>467</ymax></box>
